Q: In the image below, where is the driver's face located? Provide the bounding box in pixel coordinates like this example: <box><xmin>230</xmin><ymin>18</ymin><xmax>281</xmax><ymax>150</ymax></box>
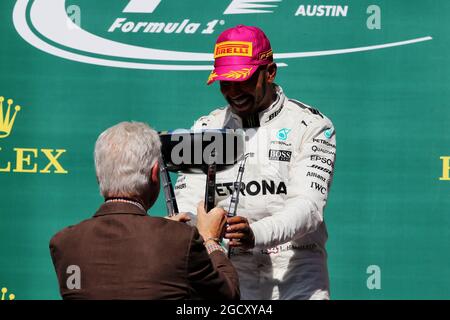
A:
<box><xmin>220</xmin><ymin>65</ymin><xmax>273</xmax><ymax>118</ymax></box>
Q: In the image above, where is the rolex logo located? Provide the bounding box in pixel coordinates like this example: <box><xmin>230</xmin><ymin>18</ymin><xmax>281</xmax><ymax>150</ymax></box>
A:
<box><xmin>1</xmin><ymin>287</ymin><xmax>15</xmax><ymax>300</ymax></box>
<box><xmin>0</xmin><ymin>95</ymin><xmax>69</xmax><ymax>174</ymax></box>
<box><xmin>0</xmin><ymin>96</ymin><xmax>21</xmax><ymax>139</ymax></box>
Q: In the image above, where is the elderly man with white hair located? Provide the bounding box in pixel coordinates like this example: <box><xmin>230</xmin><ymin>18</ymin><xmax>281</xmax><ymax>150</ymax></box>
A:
<box><xmin>49</xmin><ymin>121</ymin><xmax>240</xmax><ymax>300</ymax></box>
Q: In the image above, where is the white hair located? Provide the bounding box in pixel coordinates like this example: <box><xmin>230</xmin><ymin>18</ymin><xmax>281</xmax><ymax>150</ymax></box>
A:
<box><xmin>94</xmin><ymin>121</ymin><xmax>161</xmax><ymax>198</ymax></box>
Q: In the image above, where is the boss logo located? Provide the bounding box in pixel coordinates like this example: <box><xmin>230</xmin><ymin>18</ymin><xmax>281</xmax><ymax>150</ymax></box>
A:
<box><xmin>269</xmin><ymin>149</ymin><xmax>292</xmax><ymax>162</ymax></box>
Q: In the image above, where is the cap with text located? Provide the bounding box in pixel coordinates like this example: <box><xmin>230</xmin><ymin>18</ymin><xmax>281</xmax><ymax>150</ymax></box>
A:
<box><xmin>207</xmin><ymin>25</ymin><xmax>273</xmax><ymax>85</ymax></box>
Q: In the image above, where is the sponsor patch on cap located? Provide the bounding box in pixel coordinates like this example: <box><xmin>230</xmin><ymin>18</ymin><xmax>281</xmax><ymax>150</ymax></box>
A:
<box><xmin>214</xmin><ymin>41</ymin><xmax>253</xmax><ymax>58</ymax></box>
<box><xmin>258</xmin><ymin>49</ymin><xmax>273</xmax><ymax>60</ymax></box>
<box><xmin>220</xmin><ymin>67</ymin><xmax>254</xmax><ymax>80</ymax></box>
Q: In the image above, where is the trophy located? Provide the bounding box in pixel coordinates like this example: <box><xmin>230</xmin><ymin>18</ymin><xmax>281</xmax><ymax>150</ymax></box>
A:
<box><xmin>158</xmin><ymin>129</ymin><xmax>246</xmax><ymax>215</ymax></box>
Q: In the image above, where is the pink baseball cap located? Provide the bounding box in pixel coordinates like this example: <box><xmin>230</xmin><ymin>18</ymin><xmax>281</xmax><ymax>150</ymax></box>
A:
<box><xmin>207</xmin><ymin>25</ymin><xmax>273</xmax><ymax>85</ymax></box>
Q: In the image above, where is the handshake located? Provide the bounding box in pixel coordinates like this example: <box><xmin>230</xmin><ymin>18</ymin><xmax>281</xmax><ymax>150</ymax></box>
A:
<box><xmin>168</xmin><ymin>203</ymin><xmax>255</xmax><ymax>250</ymax></box>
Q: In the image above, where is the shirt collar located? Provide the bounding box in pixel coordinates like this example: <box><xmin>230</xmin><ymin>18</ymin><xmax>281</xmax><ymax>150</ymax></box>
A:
<box><xmin>93</xmin><ymin>201</ymin><xmax>148</xmax><ymax>217</ymax></box>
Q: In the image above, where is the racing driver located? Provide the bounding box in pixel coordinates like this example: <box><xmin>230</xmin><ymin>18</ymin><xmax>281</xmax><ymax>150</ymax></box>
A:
<box><xmin>175</xmin><ymin>25</ymin><xmax>336</xmax><ymax>300</ymax></box>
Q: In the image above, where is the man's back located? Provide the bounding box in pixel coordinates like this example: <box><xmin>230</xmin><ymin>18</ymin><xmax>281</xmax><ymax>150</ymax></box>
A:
<box><xmin>50</xmin><ymin>202</ymin><xmax>239</xmax><ymax>300</ymax></box>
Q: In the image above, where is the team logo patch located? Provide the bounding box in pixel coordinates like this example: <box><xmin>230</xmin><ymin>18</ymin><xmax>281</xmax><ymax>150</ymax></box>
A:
<box><xmin>276</xmin><ymin>128</ymin><xmax>291</xmax><ymax>141</ymax></box>
<box><xmin>269</xmin><ymin>149</ymin><xmax>292</xmax><ymax>162</ymax></box>
<box><xmin>214</xmin><ymin>41</ymin><xmax>253</xmax><ymax>58</ymax></box>
<box><xmin>324</xmin><ymin>127</ymin><xmax>335</xmax><ymax>139</ymax></box>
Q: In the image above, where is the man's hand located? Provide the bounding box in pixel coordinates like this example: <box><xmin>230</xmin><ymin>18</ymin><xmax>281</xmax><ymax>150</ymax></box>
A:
<box><xmin>196</xmin><ymin>202</ymin><xmax>227</xmax><ymax>241</ymax></box>
<box><xmin>225</xmin><ymin>216</ymin><xmax>255</xmax><ymax>250</ymax></box>
<box><xmin>166</xmin><ymin>212</ymin><xmax>191</xmax><ymax>223</ymax></box>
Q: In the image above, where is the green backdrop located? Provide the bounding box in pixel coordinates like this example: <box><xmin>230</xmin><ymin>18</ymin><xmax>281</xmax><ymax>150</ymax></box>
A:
<box><xmin>1</xmin><ymin>0</ymin><xmax>449</xmax><ymax>299</ymax></box>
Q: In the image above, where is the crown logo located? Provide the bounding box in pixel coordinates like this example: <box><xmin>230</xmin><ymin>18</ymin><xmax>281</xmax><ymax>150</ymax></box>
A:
<box><xmin>0</xmin><ymin>96</ymin><xmax>21</xmax><ymax>139</ymax></box>
<box><xmin>1</xmin><ymin>287</ymin><xmax>15</xmax><ymax>300</ymax></box>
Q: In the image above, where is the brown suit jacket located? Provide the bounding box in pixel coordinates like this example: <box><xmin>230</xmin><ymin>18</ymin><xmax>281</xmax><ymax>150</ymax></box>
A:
<box><xmin>49</xmin><ymin>202</ymin><xmax>240</xmax><ymax>300</ymax></box>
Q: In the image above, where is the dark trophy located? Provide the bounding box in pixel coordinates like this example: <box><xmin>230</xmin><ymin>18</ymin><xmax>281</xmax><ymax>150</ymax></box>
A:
<box><xmin>158</xmin><ymin>129</ymin><xmax>246</xmax><ymax>215</ymax></box>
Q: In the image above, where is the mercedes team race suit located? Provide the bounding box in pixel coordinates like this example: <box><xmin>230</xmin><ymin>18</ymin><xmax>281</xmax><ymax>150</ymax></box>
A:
<box><xmin>175</xmin><ymin>85</ymin><xmax>336</xmax><ymax>300</ymax></box>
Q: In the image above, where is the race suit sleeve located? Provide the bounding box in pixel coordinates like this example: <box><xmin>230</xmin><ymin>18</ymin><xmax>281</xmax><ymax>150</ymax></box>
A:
<box><xmin>251</xmin><ymin>117</ymin><xmax>336</xmax><ymax>248</ymax></box>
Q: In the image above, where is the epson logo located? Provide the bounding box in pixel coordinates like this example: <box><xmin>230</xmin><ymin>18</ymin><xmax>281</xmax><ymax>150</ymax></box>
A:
<box><xmin>310</xmin><ymin>155</ymin><xmax>334</xmax><ymax>168</ymax></box>
<box><xmin>216</xmin><ymin>180</ymin><xmax>287</xmax><ymax>196</ymax></box>
<box><xmin>269</xmin><ymin>149</ymin><xmax>292</xmax><ymax>162</ymax></box>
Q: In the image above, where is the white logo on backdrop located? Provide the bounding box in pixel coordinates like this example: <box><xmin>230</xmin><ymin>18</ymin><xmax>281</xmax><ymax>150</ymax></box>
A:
<box><xmin>123</xmin><ymin>0</ymin><xmax>161</xmax><ymax>13</ymax></box>
<box><xmin>13</xmin><ymin>0</ymin><xmax>432</xmax><ymax>71</ymax></box>
<box><xmin>224</xmin><ymin>0</ymin><xmax>282</xmax><ymax>15</ymax></box>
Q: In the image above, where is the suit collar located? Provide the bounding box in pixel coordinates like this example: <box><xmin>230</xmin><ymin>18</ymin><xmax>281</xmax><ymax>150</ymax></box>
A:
<box><xmin>94</xmin><ymin>201</ymin><xmax>148</xmax><ymax>217</ymax></box>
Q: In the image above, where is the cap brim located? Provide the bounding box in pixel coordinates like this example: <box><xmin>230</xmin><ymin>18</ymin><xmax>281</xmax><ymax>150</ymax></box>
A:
<box><xmin>207</xmin><ymin>65</ymin><xmax>259</xmax><ymax>85</ymax></box>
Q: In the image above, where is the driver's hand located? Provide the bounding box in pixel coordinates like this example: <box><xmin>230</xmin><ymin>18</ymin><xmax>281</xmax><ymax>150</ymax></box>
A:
<box><xmin>224</xmin><ymin>216</ymin><xmax>255</xmax><ymax>249</ymax></box>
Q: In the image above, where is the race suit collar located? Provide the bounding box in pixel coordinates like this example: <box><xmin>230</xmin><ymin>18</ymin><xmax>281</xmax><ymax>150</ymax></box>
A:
<box><xmin>258</xmin><ymin>84</ymin><xmax>286</xmax><ymax>125</ymax></box>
